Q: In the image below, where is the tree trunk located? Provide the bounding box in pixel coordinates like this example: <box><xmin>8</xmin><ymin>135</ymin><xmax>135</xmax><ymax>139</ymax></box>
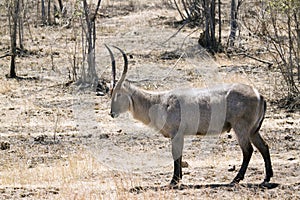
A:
<box><xmin>204</xmin><ymin>0</ymin><xmax>210</xmax><ymax>47</ymax></box>
<box><xmin>78</xmin><ymin>0</ymin><xmax>102</xmax><ymax>88</ymax></box>
<box><xmin>297</xmin><ymin>28</ymin><xmax>300</xmax><ymax>83</ymax></box>
<box><xmin>36</xmin><ymin>0</ymin><xmax>39</xmax><ymax>26</ymax></box>
<box><xmin>83</xmin><ymin>0</ymin><xmax>97</xmax><ymax>85</ymax></box>
<box><xmin>297</xmin><ymin>12</ymin><xmax>300</xmax><ymax>83</ymax></box>
<box><xmin>199</xmin><ymin>0</ymin><xmax>217</xmax><ymax>52</ymax></box>
<box><xmin>57</xmin><ymin>0</ymin><xmax>63</xmax><ymax>12</ymax></box>
<box><xmin>47</xmin><ymin>0</ymin><xmax>51</xmax><ymax>25</ymax></box>
<box><xmin>228</xmin><ymin>0</ymin><xmax>238</xmax><ymax>47</ymax></box>
<box><xmin>218</xmin><ymin>0</ymin><xmax>221</xmax><ymax>44</ymax></box>
<box><xmin>18</xmin><ymin>0</ymin><xmax>24</xmax><ymax>50</ymax></box>
<box><xmin>41</xmin><ymin>0</ymin><xmax>46</xmax><ymax>25</ymax></box>
<box><xmin>210</xmin><ymin>0</ymin><xmax>216</xmax><ymax>48</ymax></box>
<box><xmin>9</xmin><ymin>0</ymin><xmax>19</xmax><ymax>78</ymax></box>
<box><xmin>10</xmin><ymin>55</ymin><xmax>17</xmax><ymax>78</ymax></box>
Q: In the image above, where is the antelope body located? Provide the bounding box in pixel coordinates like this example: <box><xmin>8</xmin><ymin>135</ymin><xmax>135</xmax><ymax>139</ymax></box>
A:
<box><xmin>106</xmin><ymin>45</ymin><xmax>273</xmax><ymax>186</ymax></box>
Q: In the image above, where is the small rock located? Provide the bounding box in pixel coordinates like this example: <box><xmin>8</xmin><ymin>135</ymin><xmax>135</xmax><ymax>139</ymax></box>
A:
<box><xmin>228</xmin><ymin>165</ymin><xmax>236</xmax><ymax>172</ymax></box>
<box><xmin>182</xmin><ymin>161</ymin><xmax>189</xmax><ymax>168</ymax></box>
<box><xmin>288</xmin><ymin>157</ymin><xmax>295</xmax><ymax>161</ymax></box>
<box><xmin>96</xmin><ymin>91</ymin><xmax>105</xmax><ymax>96</ymax></box>
<box><xmin>99</xmin><ymin>134</ymin><xmax>109</xmax><ymax>139</ymax></box>
<box><xmin>0</xmin><ymin>141</ymin><xmax>10</xmax><ymax>150</ymax></box>
<box><xmin>284</xmin><ymin>135</ymin><xmax>294</xmax><ymax>141</ymax></box>
<box><xmin>83</xmin><ymin>134</ymin><xmax>92</xmax><ymax>138</ymax></box>
<box><xmin>34</xmin><ymin>135</ymin><xmax>47</xmax><ymax>142</ymax></box>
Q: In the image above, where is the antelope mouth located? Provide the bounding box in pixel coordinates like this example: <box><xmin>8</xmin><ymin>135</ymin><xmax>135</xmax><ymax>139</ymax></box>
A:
<box><xmin>110</xmin><ymin>112</ymin><xmax>119</xmax><ymax>118</ymax></box>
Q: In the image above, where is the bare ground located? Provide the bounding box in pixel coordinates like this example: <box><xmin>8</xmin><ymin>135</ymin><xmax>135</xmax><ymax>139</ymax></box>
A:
<box><xmin>0</xmin><ymin>1</ymin><xmax>299</xmax><ymax>199</ymax></box>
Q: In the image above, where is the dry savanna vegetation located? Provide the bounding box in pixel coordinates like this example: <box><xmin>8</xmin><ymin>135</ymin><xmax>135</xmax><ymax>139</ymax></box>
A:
<box><xmin>0</xmin><ymin>0</ymin><xmax>299</xmax><ymax>199</ymax></box>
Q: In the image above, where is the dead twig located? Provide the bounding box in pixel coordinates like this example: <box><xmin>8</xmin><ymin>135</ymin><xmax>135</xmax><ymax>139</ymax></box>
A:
<box><xmin>162</xmin><ymin>21</ymin><xmax>188</xmax><ymax>45</ymax></box>
<box><xmin>162</xmin><ymin>52</ymin><xmax>185</xmax><ymax>81</ymax></box>
<box><xmin>233</xmin><ymin>52</ymin><xmax>273</xmax><ymax>66</ymax></box>
<box><xmin>0</xmin><ymin>53</ymin><xmax>11</xmax><ymax>59</ymax></box>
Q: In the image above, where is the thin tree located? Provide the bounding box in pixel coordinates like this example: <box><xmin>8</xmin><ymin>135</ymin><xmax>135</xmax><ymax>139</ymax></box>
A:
<box><xmin>218</xmin><ymin>0</ymin><xmax>221</xmax><ymax>44</ymax></box>
<box><xmin>174</xmin><ymin>0</ymin><xmax>220</xmax><ymax>52</ymax></box>
<box><xmin>7</xmin><ymin>0</ymin><xmax>20</xmax><ymax>78</ymax></box>
<box><xmin>296</xmin><ymin>1</ymin><xmax>300</xmax><ymax>84</ymax></box>
<box><xmin>41</xmin><ymin>0</ymin><xmax>46</xmax><ymax>25</ymax></box>
<box><xmin>47</xmin><ymin>0</ymin><xmax>51</xmax><ymax>25</ymax></box>
<box><xmin>263</xmin><ymin>0</ymin><xmax>300</xmax><ymax>97</ymax></box>
<box><xmin>228</xmin><ymin>0</ymin><xmax>243</xmax><ymax>47</ymax></box>
<box><xmin>77</xmin><ymin>0</ymin><xmax>102</xmax><ymax>88</ymax></box>
<box><xmin>198</xmin><ymin>0</ymin><xmax>218</xmax><ymax>51</ymax></box>
<box><xmin>18</xmin><ymin>0</ymin><xmax>24</xmax><ymax>50</ymax></box>
<box><xmin>57</xmin><ymin>0</ymin><xmax>63</xmax><ymax>12</ymax></box>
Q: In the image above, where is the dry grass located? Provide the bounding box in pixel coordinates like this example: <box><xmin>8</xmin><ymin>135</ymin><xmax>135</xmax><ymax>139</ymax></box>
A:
<box><xmin>1</xmin><ymin>148</ymin><xmax>125</xmax><ymax>199</ymax></box>
<box><xmin>0</xmin><ymin>79</ymin><xmax>13</xmax><ymax>94</ymax></box>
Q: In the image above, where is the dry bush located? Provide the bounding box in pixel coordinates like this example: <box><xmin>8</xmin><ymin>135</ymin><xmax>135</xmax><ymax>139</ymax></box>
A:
<box><xmin>240</xmin><ymin>0</ymin><xmax>300</xmax><ymax>101</ymax></box>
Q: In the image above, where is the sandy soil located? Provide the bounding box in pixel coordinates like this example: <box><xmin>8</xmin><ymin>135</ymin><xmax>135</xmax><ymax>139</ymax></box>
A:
<box><xmin>0</xmin><ymin>1</ymin><xmax>299</xmax><ymax>199</ymax></box>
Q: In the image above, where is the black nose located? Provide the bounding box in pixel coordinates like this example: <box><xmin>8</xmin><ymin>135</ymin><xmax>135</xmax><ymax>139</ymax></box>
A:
<box><xmin>110</xmin><ymin>112</ymin><xmax>116</xmax><ymax>118</ymax></box>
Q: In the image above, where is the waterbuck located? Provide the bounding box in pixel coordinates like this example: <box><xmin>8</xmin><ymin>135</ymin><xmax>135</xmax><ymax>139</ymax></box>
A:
<box><xmin>105</xmin><ymin>45</ymin><xmax>273</xmax><ymax>186</ymax></box>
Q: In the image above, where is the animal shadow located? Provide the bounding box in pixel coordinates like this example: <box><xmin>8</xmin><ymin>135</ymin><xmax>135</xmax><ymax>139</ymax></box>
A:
<box><xmin>129</xmin><ymin>182</ymin><xmax>279</xmax><ymax>193</ymax></box>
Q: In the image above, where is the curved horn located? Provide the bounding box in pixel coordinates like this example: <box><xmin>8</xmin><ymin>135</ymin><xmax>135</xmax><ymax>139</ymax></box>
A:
<box><xmin>112</xmin><ymin>45</ymin><xmax>128</xmax><ymax>85</ymax></box>
<box><xmin>105</xmin><ymin>44</ymin><xmax>116</xmax><ymax>88</ymax></box>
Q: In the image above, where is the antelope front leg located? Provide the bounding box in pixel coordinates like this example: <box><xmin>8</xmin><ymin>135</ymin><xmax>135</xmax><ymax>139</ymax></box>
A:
<box><xmin>170</xmin><ymin>132</ymin><xmax>184</xmax><ymax>186</ymax></box>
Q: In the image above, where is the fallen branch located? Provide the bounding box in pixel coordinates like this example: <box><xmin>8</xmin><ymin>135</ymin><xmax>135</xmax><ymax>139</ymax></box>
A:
<box><xmin>0</xmin><ymin>53</ymin><xmax>11</xmax><ymax>59</ymax></box>
<box><xmin>233</xmin><ymin>53</ymin><xmax>273</xmax><ymax>66</ymax></box>
<box><xmin>162</xmin><ymin>21</ymin><xmax>188</xmax><ymax>45</ymax></box>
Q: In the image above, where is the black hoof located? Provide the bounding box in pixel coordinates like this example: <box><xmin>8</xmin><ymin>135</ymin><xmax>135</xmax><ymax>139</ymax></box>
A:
<box><xmin>259</xmin><ymin>182</ymin><xmax>279</xmax><ymax>189</ymax></box>
<box><xmin>230</xmin><ymin>177</ymin><xmax>242</xmax><ymax>185</ymax></box>
<box><xmin>229</xmin><ymin>181</ymin><xmax>238</xmax><ymax>186</ymax></box>
<box><xmin>264</xmin><ymin>174</ymin><xmax>272</xmax><ymax>183</ymax></box>
<box><xmin>170</xmin><ymin>179</ymin><xmax>180</xmax><ymax>188</ymax></box>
